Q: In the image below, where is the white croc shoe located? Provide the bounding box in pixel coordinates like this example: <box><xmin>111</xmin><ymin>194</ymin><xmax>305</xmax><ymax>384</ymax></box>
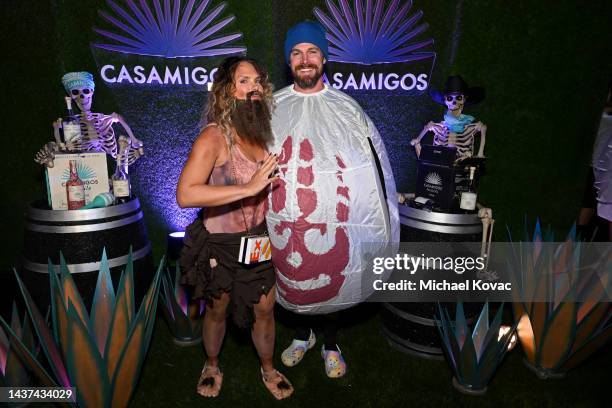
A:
<box><xmin>321</xmin><ymin>345</ymin><xmax>347</xmax><ymax>378</ymax></box>
<box><xmin>281</xmin><ymin>330</ymin><xmax>316</xmax><ymax>367</ymax></box>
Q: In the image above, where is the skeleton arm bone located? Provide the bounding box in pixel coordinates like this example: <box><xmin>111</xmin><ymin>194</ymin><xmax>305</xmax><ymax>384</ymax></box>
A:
<box><xmin>111</xmin><ymin>113</ymin><xmax>144</xmax><ymax>152</ymax></box>
<box><xmin>463</xmin><ymin>122</ymin><xmax>487</xmax><ymax>157</ymax></box>
<box><xmin>411</xmin><ymin>122</ymin><xmax>447</xmax><ymax>156</ymax></box>
<box><xmin>111</xmin><ymin>113</ymin><xmax>144</xmax><ymax>165</ymax></box>
<box><xmin>476</xmin><ymin>122</ymin><xmax>486</xmax><ymax>157</ymax></box>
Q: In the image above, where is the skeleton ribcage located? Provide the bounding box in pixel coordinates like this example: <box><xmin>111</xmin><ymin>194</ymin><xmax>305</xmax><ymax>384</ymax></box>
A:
<box><xmin>432</xmin><ymin>124</ymin><xmax>478</xmax><ymax>159</ymax></box>
<box><xmin>77</xmin><ymin>113</ymin><xmax>118</xmax><ymax>158</ymax></box>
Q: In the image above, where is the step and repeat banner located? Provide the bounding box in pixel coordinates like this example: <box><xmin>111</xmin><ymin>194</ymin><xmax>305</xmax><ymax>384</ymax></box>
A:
<box><xmin>89</xmin><ymin>0</ymin><xmax>447</xmax><ymax>231</ymax></box>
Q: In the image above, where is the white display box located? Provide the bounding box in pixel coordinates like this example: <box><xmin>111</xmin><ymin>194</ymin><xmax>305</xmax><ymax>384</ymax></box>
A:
<box><xmin>45</xmin><ymin>152</ymin><xmax>109</xmax><ymax>210</ymax></box>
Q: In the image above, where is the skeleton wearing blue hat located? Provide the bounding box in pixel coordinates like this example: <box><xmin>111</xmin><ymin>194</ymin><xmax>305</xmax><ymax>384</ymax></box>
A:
<box><xmin>35</xmin><ymin>71</ymin><xmax>144</xmax><ymax>168</ymax></box>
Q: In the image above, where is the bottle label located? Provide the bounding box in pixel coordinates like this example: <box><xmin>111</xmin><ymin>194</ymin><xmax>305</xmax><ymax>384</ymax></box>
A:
<box><xmin>64</xmin><ymin>123</ymin><xmax>81</xmax><ymax>143</ymax></box>
<box><xmin>460</xmin><ymin>192</ymin><xmax>477</xmax><ymax>210</ymax></box>
<box><xmin>67</xmin><ymin>185</ymin><xmax>85</xmax><ymax>209</ymax></box>
<box><xmin>113</xmin><ymin>179</ymin><xmax>130</xmax><ymax>197</ymax></box>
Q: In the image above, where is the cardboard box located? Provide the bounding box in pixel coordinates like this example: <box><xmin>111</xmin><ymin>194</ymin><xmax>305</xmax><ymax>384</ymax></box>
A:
<box><xmin>46</xmin><ymin>152</ymin><xmax>109</xmax><ymax>210</ymax></box>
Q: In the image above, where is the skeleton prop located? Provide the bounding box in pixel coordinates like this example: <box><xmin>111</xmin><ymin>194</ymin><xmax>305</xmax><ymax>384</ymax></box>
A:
<box><xmin>411</xmin><ymin>75</ymin><xmax>486</xmax><ymax>161</ymax></box>
<box><xmin>35</xmin><ymin>72</ymin><xmax>144</xmax><ymax>168</ymax></box>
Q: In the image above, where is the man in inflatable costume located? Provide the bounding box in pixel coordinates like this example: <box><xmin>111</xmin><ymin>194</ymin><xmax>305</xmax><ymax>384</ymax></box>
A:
<box><xmin>267</xmin><ymin>21</ymin><xmax>399</xmax><ymax>378</ymax></box>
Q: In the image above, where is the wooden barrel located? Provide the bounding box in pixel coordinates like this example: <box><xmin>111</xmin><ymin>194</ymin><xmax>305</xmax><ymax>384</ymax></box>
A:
<box><xmin>20</xmin><ymin>198</ymin><xmax>154</xmax><ymax>310</ymax></box>
<box><xmin>381</xmin><ymin>203</ymin><xmax>483</xmax><ymax>359</ymax></box>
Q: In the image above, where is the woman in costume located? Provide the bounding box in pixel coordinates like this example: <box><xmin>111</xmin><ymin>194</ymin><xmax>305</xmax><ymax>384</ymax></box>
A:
<box><xmin>176</xmin><ymin>56</ymin><xmax>293</xmax><ymax>400</ymax></box>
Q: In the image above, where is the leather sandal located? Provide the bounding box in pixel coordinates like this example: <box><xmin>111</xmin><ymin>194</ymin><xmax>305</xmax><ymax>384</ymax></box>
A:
<box><xmin>261</xmin><ymin>367</ymin><xmax>294</xmax><ymax>400</ymax></box>
<box><xmin>197</xmin><ymin>362</ymin><xmax>223</xmax><ymax>397</ymax></box>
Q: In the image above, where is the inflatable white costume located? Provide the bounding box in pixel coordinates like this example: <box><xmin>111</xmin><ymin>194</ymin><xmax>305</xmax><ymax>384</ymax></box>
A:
<box><xmin>267</xmin><ymin>84</ymin><xmax>399</xmax><ymax>314</ymax></box>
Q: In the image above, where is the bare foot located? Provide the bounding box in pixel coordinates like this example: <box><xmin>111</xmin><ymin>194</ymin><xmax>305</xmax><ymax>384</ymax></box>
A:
<box><xmin>261</xmin><ymin>367</ymin><xmax>293</xmax><ymax>400</ymax></box>
<box><xmin>197</xmin><ymin>363</ymin><xmax>223</xmax><ymax>397</ymax></box>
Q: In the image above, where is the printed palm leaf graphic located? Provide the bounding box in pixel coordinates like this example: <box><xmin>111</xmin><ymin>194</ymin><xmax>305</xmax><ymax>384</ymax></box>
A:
<box><xmin>160</xmin><ymin>264</ymin><xmax>205</xmax><ymax>345</ymax></box>
<box><xmin>62</xmin><ymin>162</ymin><xmax>96</xmax><ymax>181</ymax></box>
<box><xmin>0</xmin><ymin>249</ymin><xmax>163</xmax><ymax>408</ymax></box>
<box><xmin>508</xmin><ymin>220</ymin><xmax>612</xmax><ymax>378</ymax></box>
<box><xmin>314</xmin><ymin>0</ymin><xmax>435</xmax><ymax>64</ymax></box>
<box><xmin>424</xmin><ymin>172</ymin><xmax>442</xmax><ymax>185</ymax></box>
<box><xmin>436</xmin><ymin>302</ymin><xmax>517</xmax><ymax>394</ymax></box>
<box><xmin>93</xmin><ymin>0</ymin><xmax>246</xmax><ymax>58</ymax></box>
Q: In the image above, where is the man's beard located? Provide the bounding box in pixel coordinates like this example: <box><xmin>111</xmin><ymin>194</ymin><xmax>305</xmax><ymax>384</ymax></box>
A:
<box><xmin>231</xmin><ymin>92</ymin><xmax>272</xmax><ymax>147</ymax></box>
<box><xmin>293</xmin><ymin>63</ymin><xmax>323</xmax><ymax>89</ymax></box>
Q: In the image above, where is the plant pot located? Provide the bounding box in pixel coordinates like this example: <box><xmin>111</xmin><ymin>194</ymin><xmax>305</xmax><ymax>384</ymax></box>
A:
<box><xmin>172</xmin><ymin>335</ymin><xmax>203</xmax><ymax>347</ymax></box>
<box><xmin>452</xmin><ymin>376</ymin><xmax>487</xmax><ymax>396</ymax></box>
<box><xmin>523</xmin><ymin>358</ymin><xmax>567</xmax><ymax>379</ymax></box>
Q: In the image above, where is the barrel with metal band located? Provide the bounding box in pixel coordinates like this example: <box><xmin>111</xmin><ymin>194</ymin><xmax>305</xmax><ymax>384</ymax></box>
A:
<box><xmin>381</xmin><ymin>203</ymin><xmax>483</xmax><ymax>359</ymax></box>
<box><xmin>21</xmin><ymin>198</ymin><xmax>153</xmax><ymax>310</ymax></box>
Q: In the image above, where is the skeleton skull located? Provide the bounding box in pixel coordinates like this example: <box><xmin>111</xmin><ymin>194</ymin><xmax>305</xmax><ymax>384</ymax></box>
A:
<box><xmin>445</xmin><ymin>93</ymin><xmax>465</xmax><ymax>114</ymax></box>
<box><xmin>70</xmin><ymin>87</ymin><xmax>93</xmax><ymax>112</ymax></box>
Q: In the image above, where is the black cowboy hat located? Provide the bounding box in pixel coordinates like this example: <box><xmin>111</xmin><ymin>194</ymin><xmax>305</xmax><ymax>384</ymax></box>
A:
<box><xmin>430</xmin><ymin>75</ymin><xmax>485</xmax><ymax>106</ymax></box>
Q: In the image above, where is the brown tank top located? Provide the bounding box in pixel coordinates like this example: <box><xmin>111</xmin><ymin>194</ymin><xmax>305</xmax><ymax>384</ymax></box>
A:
<box><xmin>203</xmin><ymin>141</ymin><xmax>267</xmax><ymax>234</ymax></box>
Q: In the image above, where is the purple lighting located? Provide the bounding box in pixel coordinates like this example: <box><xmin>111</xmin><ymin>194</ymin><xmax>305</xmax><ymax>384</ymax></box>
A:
<box><xmin>93</xmin><ymin>0</ymin><xmax>246</xmax><ymax>58</ymax></box>
<box><xmin>314</xmin><ymin>0</ymin><xmax>435</xmax><ymax>64</ymax></box>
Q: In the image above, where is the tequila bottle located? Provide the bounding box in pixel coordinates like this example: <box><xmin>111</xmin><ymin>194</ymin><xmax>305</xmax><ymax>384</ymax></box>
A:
<box><xmin>66</xmin><ymin>160</ymin><xmax>85</xmax><ymax>209</ymax></box>
<box><xmin>112</xmin><ymin>147</ymin><xmax>130</xmax><ymax>204</ymax></box>
<box><xmin>459</xmin><ymin>167</ymin><xmax>477</xmax><ymax>212</ymax></box>
<box><xmin>62</xmin><ymin>97</ymin><xmax>82</xmax><ymax>145</ymax></box>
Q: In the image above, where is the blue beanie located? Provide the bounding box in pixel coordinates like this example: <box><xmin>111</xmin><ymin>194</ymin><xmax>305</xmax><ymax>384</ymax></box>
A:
<box><xmin>284</xmin><ymin>21</ymin><xmax>329</xmax><ymax>64</ymax></box>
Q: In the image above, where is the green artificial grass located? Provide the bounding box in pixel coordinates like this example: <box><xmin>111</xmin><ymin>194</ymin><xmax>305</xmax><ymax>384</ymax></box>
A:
<box><xmin>131</xmin><ymin>304</ymin><xmax>609</xmax><ymax>407</ymax></box>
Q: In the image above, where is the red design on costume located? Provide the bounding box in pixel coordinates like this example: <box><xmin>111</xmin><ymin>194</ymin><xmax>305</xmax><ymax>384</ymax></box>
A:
<box><xmin>297</xmin><ymin>167</ymin><xmax>314</xmax><ymax>186</ymax></box>
<box><xmin>270</xmin><ymin>137</ymin><xmax>350</xmax><ymax>305</ymax></box>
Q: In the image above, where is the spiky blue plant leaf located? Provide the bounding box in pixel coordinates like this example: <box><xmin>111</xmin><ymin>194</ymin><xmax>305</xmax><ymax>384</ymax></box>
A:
<box><xmin>454</xmin><ymin>302</ymin><xmax>467</xmax><ymax>348</ymax></box>
<box><xmin>472</xmin><ymin>302</ymin><xmax>489</xmax><ymax>359</ymax></box>
<box><xmin>93</xmin><ymin>0</ymin><xmax>246</xmax><ymax>58</ymax></box>
<box><xmin>13</xmin><ymin>270</ymin><xmax>71</xmax><ymax>387</ymax></box>
<box><xmin>0</xmin><ymin>317</ymin><xmax>59</xmax><ymax>388</ymax></box>
<box><xmin>160</xmin><ymin>263</ymin><xmax>204</xmax><ymax>340</ymax></box>
<box><xmin>509</xmin><ymin>221</ymin><xmax>612</xmax><ymax>375</ymax></box>
<box><xmin>314</xmin><ymin>0</ymin><xmax>434</xmax><ymax>64</ymax></box>
<box><xmin>437</xmin><ymin>302</ymin><xmax>516</xmax><ymax>391</ymax></box>
<box><xmin>90</xmin><ymin>249</ymin><xmax>116</xmax><ymax>355</ymax></box>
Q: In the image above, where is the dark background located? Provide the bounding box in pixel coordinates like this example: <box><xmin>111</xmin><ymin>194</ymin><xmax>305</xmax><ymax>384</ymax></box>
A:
<box><xmin>0</xmin><ymin>0</ymin><xmax>610</xmax><ymax>269</ymax></box>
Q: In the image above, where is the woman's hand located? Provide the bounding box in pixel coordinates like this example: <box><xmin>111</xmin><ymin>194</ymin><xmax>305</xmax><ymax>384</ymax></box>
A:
<box><xmin>244</xmin><ymin>154</ymin><xmax>279</xmax><ymax>196</ymax></box>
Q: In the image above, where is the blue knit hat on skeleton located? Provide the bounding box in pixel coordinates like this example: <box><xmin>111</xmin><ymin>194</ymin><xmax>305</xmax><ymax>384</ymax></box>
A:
<box><xmin>61</xmin><ymin>72</ymin><xmax>95</xmax><ymax>93</ymax></box>
<box><xmin>284</xmin><ymin>21</ymin><xmax>329</xmax><ymax>64</ymax></box>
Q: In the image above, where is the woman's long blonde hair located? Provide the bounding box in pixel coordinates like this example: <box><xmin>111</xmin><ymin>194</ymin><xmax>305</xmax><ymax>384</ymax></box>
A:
<box><xmin>205</xmin><ymin>56</ymin><xmax>273</xmax><ymax>137</ymax></box>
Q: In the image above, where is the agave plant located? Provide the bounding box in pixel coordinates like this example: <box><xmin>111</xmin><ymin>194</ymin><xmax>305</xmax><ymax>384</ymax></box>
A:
<box><xmin>160</xmin><ymin>264</ymin><xmax>205</xmax><ymax>346</ymax></box>
<box><xmin>509</xmin><ymin>221</ymin><xmax>612</xmax><ymax>378</ymax></box>
<box><xmin>93</xmin><ymin>0</ymin><xmax>246</xmax><ymax>57</ymax></box>
<box><xmin>0</xmin><ymin>250</ymin><xmax>162</xmax><ymax>408</ymax></box>
<box><xmin>314</xmin><ymin>0</ymin><xmax>435</xmax><ymax>64</ymax></box>
<box><xmin>436</xmin><ymin>302</ymin><xmax>517</xmax><ymax>395</ymax></box>
<box><xmin>0</xmin><ymin>302</ymin><xmax>39</xmax><ymax>389</ymax></box>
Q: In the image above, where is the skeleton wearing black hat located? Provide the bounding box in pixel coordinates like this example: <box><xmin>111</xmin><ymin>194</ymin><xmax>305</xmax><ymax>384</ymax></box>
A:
<box><xmin>411</xmin><ymin>75</ymin><xmax>487</xmax><ymax>160</ymax></box>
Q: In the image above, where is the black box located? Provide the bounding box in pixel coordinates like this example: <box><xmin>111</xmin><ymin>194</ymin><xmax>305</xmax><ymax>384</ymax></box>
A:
<box><xmin>419</xmin><ymin>145</ymin><xmax>457</xmax><ymax>166</ymax></box>
<box><xmin>416</xmin><ymin>162</ymin><xmax>455</xmax><ymax>210</ymax></box>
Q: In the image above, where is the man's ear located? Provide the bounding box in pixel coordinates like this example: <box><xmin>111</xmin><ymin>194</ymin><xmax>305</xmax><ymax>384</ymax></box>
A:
<box><xmin>323</xmin><ymin>58</ymin><xmax>326</xmax><ymax>64</ymax></box>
